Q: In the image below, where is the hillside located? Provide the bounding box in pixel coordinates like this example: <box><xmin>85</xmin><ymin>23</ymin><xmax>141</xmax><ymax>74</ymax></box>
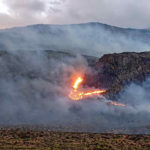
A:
<box><xmin>1</xmin><ymin>22</ymin><xmax>150</xmax><ymax>56</ymax></box>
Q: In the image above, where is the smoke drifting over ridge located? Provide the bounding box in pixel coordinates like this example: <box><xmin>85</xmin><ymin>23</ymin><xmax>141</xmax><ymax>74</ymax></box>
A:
<box><xmin>0</xmin><ymin>51</ymin><xmax>150</xmax><ymax>133</ymax></box>
<box><xmin>1</xmin><ymin>23</ymin><xmax>150</xmax><ymax>57</ymax></box>
<box><xmin>0</xmin><ymin>23</ymin><xmax>150</xmax><ymax>133</ymax></box>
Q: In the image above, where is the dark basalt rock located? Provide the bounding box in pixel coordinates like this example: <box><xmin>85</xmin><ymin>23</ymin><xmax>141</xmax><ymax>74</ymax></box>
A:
<box><xmin>92</xmin><ymin>52</ymin><xmax>150</xmax><ymax>98</ymax></box>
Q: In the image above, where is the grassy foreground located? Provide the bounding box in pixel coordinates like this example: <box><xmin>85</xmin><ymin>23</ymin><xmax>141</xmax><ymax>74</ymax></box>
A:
<box><xmin>0</xmin><ymin>128</ymin><xmax>150</xmax><ymax>149</ymax></box>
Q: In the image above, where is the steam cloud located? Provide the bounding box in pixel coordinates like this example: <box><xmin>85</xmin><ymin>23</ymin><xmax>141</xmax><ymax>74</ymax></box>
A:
<box><xmin>0</xmin><ymin>51</ymin><xmax>150</xmax><ymax>133</ymax></box>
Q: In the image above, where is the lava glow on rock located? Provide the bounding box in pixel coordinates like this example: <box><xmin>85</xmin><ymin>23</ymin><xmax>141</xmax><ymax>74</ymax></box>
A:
<box><xmin>68</xmin><ymin>76</ymin><xmax>106</xmax><ymax>100</ymax></box>
<box><xmin>68</xmin><ymin>76</ymin><xmax>126</xmax><ymax>107</ymax></box>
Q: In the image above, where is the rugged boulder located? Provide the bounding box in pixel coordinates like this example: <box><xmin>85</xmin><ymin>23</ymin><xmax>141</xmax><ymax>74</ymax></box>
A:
<box><xmin>93</xmin><ymin>52</ymin><xmax>150</xmax><ymax>98</ymax></box>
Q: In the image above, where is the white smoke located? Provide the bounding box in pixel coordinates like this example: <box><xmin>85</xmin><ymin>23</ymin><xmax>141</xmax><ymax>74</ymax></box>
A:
<box><xmin>0</xmin><ymin>23</ymin><xmax>150</xmax><ymax>133</ymax></box>
<box><xmin>0</xmin><ymin>51</ymin><xmax>150</xmax><ymax>133</ymax></box>
<box><xmin>1</xmin><ymin>23</ymin><xmax>150</xmax><ymax>57</ymax></box>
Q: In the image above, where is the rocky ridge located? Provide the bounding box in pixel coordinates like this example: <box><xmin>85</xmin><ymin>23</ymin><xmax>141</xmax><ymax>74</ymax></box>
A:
<box><xmin>94</xmin><ymin>51</ymin><xmax>150</xmax><ymax>98</ymax></box>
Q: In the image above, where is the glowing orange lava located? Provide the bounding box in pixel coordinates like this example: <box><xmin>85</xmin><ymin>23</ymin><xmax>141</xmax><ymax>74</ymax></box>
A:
<box><xmin>68</xmin><ymin>76</ymin><xmax>126</xmax><ymax>107</ymax></box>
<box><xmin>73</xmin><ymin>77</ymin><xmax>83</xmax><ymax>91</ymax></box>
<box><xmin>69</xmin><ymin>76</ymin><xmax>106</xmax><ymax>100</ymax></box>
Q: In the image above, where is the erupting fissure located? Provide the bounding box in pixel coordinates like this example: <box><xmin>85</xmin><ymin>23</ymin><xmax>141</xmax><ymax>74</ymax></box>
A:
<box><xmin>68</xmin><ymin>76</ymin><xmax>126</xmax><ymax>107</ymax></box>
<box><xmin>69</xmin><ymin>76</ymin><xmax>106</xmax><ymax>100</ymax></box>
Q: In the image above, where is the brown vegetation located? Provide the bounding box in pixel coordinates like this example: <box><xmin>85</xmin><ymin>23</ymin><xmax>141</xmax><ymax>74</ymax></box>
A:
<box><xmin>0</xmin><ymin>128</ymin><xmax>150</xmax><ymax>149</ymax></box>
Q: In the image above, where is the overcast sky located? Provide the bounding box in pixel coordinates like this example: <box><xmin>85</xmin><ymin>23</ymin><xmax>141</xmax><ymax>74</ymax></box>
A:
<box><xmin>0</xmin><ymin>0</ymin><xmax>150</xmax><ymax>29</ymax></box>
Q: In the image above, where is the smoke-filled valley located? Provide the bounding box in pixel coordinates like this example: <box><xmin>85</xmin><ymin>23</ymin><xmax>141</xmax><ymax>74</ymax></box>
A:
<box><xmin>0</xmin><ymin>49</ymin><xmax>150</xmax><ymax>134</ymax></box>
<box><xmin>0</xmin><ymin>23</ymin><xmax>150</xmax><ymax>135</ymax></box>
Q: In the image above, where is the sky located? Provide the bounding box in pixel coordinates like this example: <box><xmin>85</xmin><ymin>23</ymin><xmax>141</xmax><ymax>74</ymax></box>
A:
<box><xmin>0</xmin><ymin>0</ymin><xmax>150</xmax><ymax>29</ymax></box>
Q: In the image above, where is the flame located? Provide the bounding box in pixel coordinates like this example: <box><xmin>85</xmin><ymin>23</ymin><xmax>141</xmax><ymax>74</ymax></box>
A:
<box><xmin>69</xmin><ymin>76</ymin><xmax>106</xmax><ymax>100</ymax></box>
<box><xmin>68</xmin><ymin>76</ymin><xmax>126</xmax><ymax>107</ymax></box>
<box><xmin>73</xmin><ymin>77</ymin><xmax>83</xmax><ymax>91</ymax></box>
<box><xmin>84</xmin><ymin>90</ymin><xmax>105</xmax><ymax>96</ymax></box>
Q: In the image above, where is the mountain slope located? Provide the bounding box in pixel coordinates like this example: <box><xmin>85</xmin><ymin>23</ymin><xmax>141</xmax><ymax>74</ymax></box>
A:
<box><xmin>0</xmin><ymin>22</ymin><xmax>150</xmax><ymax>56</ymax></box>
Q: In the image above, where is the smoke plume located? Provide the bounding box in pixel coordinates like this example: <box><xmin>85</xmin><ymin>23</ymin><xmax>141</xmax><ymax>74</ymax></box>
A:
<box><xmin>0</xmin><ymin>51</ymin><xmax>150</xmax><ymax>133</ymax></box>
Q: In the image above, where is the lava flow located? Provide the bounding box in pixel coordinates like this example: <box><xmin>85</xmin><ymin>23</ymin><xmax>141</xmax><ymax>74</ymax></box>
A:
<box><xmin>68</xmin><ymin>76</ymin><xmax>126</xmax><ymax>107</ymax></box>
<box><xmin>68</xmin><ymin>76</ymin><xmax>106</xmax><ymax>100</ymax></box>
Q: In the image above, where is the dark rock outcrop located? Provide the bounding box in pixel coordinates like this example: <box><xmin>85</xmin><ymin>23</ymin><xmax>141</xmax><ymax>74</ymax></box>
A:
<box><xmin>93</xmin><ymin>52</ymin><xmax>150</xmax><ymax>98</ymax></box>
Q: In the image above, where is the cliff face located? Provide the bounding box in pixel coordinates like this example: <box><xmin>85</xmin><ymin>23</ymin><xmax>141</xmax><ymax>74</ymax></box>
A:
<box><xmin>93</xmin><ymin>52</ymin><xmax>150</xmax><ymax>98</ymax></box>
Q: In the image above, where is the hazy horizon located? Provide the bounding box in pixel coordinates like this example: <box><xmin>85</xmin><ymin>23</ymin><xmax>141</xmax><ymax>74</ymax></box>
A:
<box><xmin>1</xmin><ymin>21</ymin><xmax>150</xmax><ymax>30</ymax></box>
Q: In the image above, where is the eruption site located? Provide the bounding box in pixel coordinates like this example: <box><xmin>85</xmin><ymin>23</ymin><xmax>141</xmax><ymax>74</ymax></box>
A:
<box><xmin>68</xmin><ymin>76</ymin><xmax>106</xmax><ymax>100</ymax></box>
<box><xmin>68</xmin><ymin>76</ymin><xmax>126</xmax><ymax>107</ymax></box>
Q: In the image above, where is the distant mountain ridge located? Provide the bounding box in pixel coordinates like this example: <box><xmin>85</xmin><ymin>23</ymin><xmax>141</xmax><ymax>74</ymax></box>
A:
<box><xmin>0</xmin><ymin>22</ymin><xmax>150</xmax><ymax>56</ymax></box>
